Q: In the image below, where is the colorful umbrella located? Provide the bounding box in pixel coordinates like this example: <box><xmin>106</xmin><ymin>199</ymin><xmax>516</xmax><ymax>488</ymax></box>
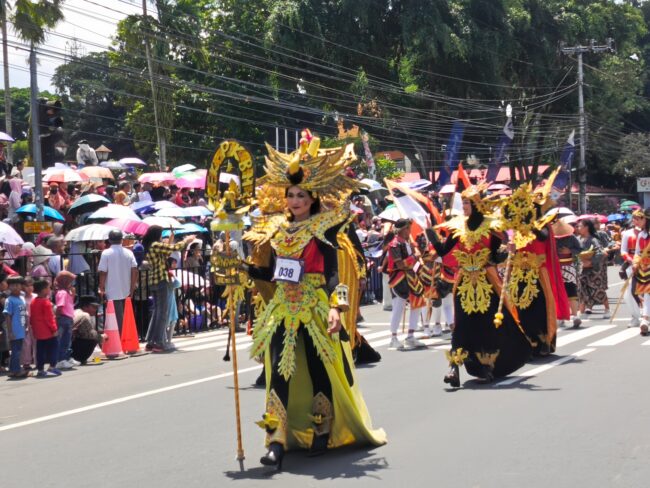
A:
<box><xmin>80</xmin><ymin>166</ymin><xmax>114</xmax><ymax>179</ymax></box>
<box><xmin>119</xmin><ymin>157</ymin><xmax>147</xmax><ymax>167</ymax></box>
<box><xmin>99</xmin><ymin>161</ymin><xmax>127</xmax><ymax>170</ymax></box>
<box><xmin>68</xmin><ymin>194</ymin><xmax>111</xmax><ymax>216</ymax></box>
<box><xmin>142</xmin><ymin>216</ymin><xmax>183</xmax><ymax>229</ymax></box>
<box><xmin>0</xmin><ymin>131</ymin><xmax>15</xmax><ymax>143</ymax></box>
<box><xmin>172</xmin><ymin>269</ymin><xmax>208</xmax><ymax>288</ymax></box>
<box><xmin>131</xmin><ymin>200</ymin><xmax>179</xmax><ymax>214</ymax></box>
<box><xmin>607</xmin><ymin>213</ymin><xmax>627</xmax><ymax>222</ymax></box>
<box><xmin>88</xmin><ymin>204</ymin><xmax>140</xmax><ymax>222</ymax></box>
<box><xmin>172</xmin><ymin>164</ymin><xmax>197</xmax><ymax>176</ymax></box>
<box><xmin>106</xmin><ymin>218</ymin><xmax>150</xmax><ymax>236</ymax></box>
<box><xmin>0</xmin><ymin>222</ymin><xmax>24</xmax><ymax>245</ymax></box>
<box><xmin>378</xmin><ymin>206</ymin><xmax>400</xmax><ymax>222</ymax></box>
<box><xmin>43</xmin><ymin>169</ymin><xmax>85</xmax><ymax>184</ymax></box>
<box><xmin>16</xmin><ymin>204</ymin><xmax>64</xmax><ymax>221</ymax></box>
<box><xmin>579</xmin><ymin>214</ymin><xmax>607</xmax><ymax>224</ymax></box>
<box><xmin>155</xmin><ymin>206</ymin><xmax>211</xmax><ymax>218</ymax></box>
<box><xmin>64</xmin><ymin>224</ymin><xmax>114</xmax><ymax>242</ymax></box>
<box><xmin>162</xmin><ymin>222</ymin><xmax>208</xmax><ymax>236</ymax></box>
<box><xmin>176</xmin><ymin>174</ymin><xmax>206</xmax><ymax>189</ymax></box>
<box><xmin>138</xmin><ymin>172</ymin><xmax>175</xmax><ymax>184</ymax></box>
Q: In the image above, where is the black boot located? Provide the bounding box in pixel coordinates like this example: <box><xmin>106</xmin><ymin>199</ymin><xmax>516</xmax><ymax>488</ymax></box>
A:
<box><xmin>443</xmin><ymin>364</ymin><xmax>460</xmax><ymax>387</ymax></box>
<box><xmin>308</xmin><ymin>434</ymin><xmax>329</xmax><ymax>457</ymax></box>
<box><xmin>475</xmin><ymin>365</ymin><xmax>494</xmax><ymax>384</ymax></box>
<box><xmin>254</xmin><ymin>369</ymin><xmax>266</xmax><ymax>388</ymax></box>
<box><xmin>260</xmin><ymin>442</ymin><xmax>284</xmax><ymax>470</ymax></box>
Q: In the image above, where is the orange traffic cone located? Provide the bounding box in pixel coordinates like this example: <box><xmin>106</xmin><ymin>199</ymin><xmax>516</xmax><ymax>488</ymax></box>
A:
<box><xmin>120</xmin><ymin>298</ymin><xmax>140</xmax><ymax>354</ymax></box>
<box><xmin>102</xmin><ymin>300</ymin><xmax>123</xmax><ymax>359</ymax></box>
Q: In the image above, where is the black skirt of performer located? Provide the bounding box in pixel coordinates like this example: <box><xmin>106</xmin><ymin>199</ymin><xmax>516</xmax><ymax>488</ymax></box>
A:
<box><xmin>452</xmin><ymin>291</ymin><xmax>532</xmax><ymax>378</ymax></box>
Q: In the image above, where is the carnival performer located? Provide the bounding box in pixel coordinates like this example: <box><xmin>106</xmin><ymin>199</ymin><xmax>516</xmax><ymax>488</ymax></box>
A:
<box><xmin>428</xmin><ymin>184</ymin><xmax>531</xmax><ymax>387</ymax></box>
<box><xmin>620</xmin><ymin>210</ymin><xmax>644</xmax><ymax>328</ymax></box>
<box><xmin>552</xmin><ymin>216</ymin><xmax>583</xmax><ymax>327</ymax></box>
<box><xmin>242</xmin><ymin>135</ymin><xmax>386</xmax><ymax>469</ymax></box>
<box><xmin>501</xmin><ymin>181</ymin><xmax>568</xmax><ymax>356</ymax></box>
<box><xmin>633</xmin><ymin>208</ymin><xmax>650</xmax><ymax>335</ymax></box>
<box><xmin>386</xmin><ymin>218</ymin><xmax>427</xmax><ymax>349</ymax></box>
<box><xmin>577</xmin><ymin>219</ymin><xmax>610</xmax><ymax>318</ymax></box>
<box><xmin>414</xmin><ymin>232</ymin><xmax>443</xmax><ymax>337</ymax></box>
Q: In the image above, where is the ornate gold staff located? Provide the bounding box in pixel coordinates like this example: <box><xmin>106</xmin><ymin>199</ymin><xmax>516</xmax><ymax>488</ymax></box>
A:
<box><xmin>207</xmin><ymin>139</ymin><xmax>255</xmax><ymax>471</ymax></box>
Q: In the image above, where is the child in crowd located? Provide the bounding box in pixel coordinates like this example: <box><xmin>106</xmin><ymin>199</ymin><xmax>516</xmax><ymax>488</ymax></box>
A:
<box><xmin>54</xmin><ymin>271</ymin><xmax>78</xmax><ymax>369</ymax></box>
<box><xmin>20</xmin><ymin>277</ymin><xmax>35</xmax><ymax>371</ymax></box>
<box><xmin>31</xmin><ymin>279</ymin><xmax>61</xmax><ymax>377</ymax></box>
<box><xmin>3</xmin><ymin>276</ymin><xmax>28</xmax><ymax>378</ymax></box>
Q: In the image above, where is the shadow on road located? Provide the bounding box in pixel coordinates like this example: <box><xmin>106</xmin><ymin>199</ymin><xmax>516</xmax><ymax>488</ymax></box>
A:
<box><xmin>224</xmin><ymin>446</ymin><xmax>387</xmax><ymax>481</ymax></box>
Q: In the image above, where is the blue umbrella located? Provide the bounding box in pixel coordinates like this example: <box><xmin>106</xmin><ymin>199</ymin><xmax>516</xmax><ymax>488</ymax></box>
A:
<box><xmin>162</xmin><ymin>222</ymin><xmax>208</xmax><ymax>237</ymax></box>
<box><xmin>607</xmin><ymin>213</ymin><xmax>626</xmax><ymax>222</ymax></box>
<box><xmin>16</xmin><ymin>204</ymin><xmax>65</xmax><ymax>221</ymax></box>
<box><xmin>131</xmin><ymin>200</ymin><xmax>178</xmax><ymax>215</ymax></box>
<box><xmin>68</xmin><ymin>194</ymin><xmax>110</xmax><ymax>216</ymax></box>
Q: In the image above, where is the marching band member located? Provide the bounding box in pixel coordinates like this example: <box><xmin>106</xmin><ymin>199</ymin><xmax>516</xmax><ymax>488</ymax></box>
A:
<box><xmin>386</xmin><ymin>218</ymin><xmax>427</xmax><ymax>349</ymax></box>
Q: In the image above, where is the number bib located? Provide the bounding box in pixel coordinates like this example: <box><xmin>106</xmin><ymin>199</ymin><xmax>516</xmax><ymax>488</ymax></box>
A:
<box><xmin>273</xmin><ymin>257</ymin><xmax>304</xmax><ymax>284</ymax></box>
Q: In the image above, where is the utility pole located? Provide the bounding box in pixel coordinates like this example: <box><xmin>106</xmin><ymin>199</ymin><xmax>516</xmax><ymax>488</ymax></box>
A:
<box><xmin>142</xmin><ymin>0</ymin><xmax>166</xmax><ymax>171</ymax></box>
<box><xmin>560</xmin><ymin>38</ymin><xmax>615</xmax><ymax>214</ymax></box>
<box><xmin>29</xmin><ymin>44</ymin><xmax>44</xmax><ymax>221</ymax></box>
<box><xmin>1</xmin><ymin>0</ymin><xmax>13</xmax><ymax>165</ymax></box>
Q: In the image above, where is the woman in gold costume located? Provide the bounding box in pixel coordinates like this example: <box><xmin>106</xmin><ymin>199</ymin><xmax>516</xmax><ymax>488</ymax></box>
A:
<box><xmin>243</xmin><ymin>133</ymin><xmax>386</xmax><ymax>469</ymax></box>
<box><xmin>428</xmin><ymin>184</ymin><xmax>531</xmax><ymax>387</ymax></box>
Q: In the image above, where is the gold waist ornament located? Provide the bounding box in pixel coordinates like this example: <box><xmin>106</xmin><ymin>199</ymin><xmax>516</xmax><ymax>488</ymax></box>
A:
<box><xmin>453</xmin><ymin>248</ymin><xmax>493</xmax><ymax>314</ymax></box>
<box><xmin>250</xmin><ymin>273</ymin><xmax>334</xmax><ymax>381</ymax></box>
<box><xmin>507</xmin><ymin>252</ymin><xmax>546</xmax><ymax>309</ymax></box>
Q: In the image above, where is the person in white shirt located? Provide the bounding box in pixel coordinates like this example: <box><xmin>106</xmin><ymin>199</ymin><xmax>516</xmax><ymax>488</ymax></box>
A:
<box><xmin>98</xmin><ymin>230</ymin><xmax>138</xmax><ymax>334</ymax></box>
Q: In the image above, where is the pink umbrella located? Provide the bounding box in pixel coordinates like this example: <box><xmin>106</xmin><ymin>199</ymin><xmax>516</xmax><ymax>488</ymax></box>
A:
<box><xmin>138</xmin><ymin>172</ymin><xmax>175</xmax><ymax>184</ymax></box>
<box><xmin>106</xmin><ymin>218</ymin><xmax>151</xmax><ymax>236</ymax></box>
<box><xmin>176</xmin><ymin>174</ymin><xmax>205</xmax><ymax>189</ymax></box>
<box><xmin>579</xmin><ymin>214</ymin><xmax>607</xmax><ymax>224</ymax></box>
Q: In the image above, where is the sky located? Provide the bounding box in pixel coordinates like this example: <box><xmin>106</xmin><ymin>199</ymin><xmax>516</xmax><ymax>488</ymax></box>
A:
<box><xmin>2</xmin><ymin>0</ymin><xmax>143</xmax><ymax>92</ymax></box>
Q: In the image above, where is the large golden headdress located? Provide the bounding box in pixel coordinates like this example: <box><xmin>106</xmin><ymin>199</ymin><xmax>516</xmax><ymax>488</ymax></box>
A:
<box><xmin>501</xmin><ymin>181</ymin><xmax>556</xmax><ymax>249</ymax></box>
<box><xmin>258</xmin><ymin>129</ymin><xmax>363</xmax><ymax>199</ymax></box>
<box><xmin>460</xmin><ymin>182</ymin><xmax>501</xmax><ymax>215</ymax></box>
<box><xmin>533</xmin><ymin>167</ymin><xmax>561</xmax><ymax>211</ymax></box>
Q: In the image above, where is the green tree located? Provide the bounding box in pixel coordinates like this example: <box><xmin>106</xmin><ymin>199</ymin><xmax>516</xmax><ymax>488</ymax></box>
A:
<box><xmin>51</xmin><ymin>52</ymin><xmax>133</xmax><ymax>159</ymax></box>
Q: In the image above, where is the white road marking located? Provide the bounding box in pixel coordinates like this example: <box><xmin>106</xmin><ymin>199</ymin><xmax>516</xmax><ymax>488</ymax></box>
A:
<box><xmin>0</xmin><ymin>365</ymin><xmax>263</xmax><ymax>433</ymax></box>
<box><xmin>588</xmin><ymin>328</ymin><xmax>642</xmax><ymax>346</ymax></box>
<box><xmin>556</xmin><ymin>325</ymin><xmax>615</xmax><ymax>347</ymax></box>
<box><xmin>495</xmin><ymin>348</ymin><xmax>595</xmax><ymax>387</ymax></box>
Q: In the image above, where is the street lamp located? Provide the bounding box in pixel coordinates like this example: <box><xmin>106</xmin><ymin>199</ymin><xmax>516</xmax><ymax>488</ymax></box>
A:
<box><xmin>95</xmin><ymin>144</ymin><xmax>112</xmax><ymax>162</ymax></box>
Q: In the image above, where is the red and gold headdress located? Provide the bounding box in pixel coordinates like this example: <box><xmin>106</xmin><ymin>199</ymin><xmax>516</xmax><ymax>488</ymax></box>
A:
<box><xmin>460</xmin><ymin>182</ymin><xmax>500</xmax><ymax>215</ymax></box>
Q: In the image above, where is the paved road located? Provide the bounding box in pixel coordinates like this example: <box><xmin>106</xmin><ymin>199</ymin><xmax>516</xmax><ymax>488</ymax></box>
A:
<box><xmin>2</xmin><ymin>268</ymin><xmax>649</xmax><ymax>488</ymax></box>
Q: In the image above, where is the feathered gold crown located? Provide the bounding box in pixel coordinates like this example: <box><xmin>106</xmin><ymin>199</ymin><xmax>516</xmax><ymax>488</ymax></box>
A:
<box><xmin>533</xmin><ymin>167</ymin><xmax>561</xmax><ymax>208</ymax></box>
<box><xmin>461</xmin><ymin>182</ymin><xmax>500</xmax><ymax>215</ymax></box>
<box><xmin>255</xmin><ymin>184</ymin><xmax>285</xmax><ymax>215</ymax></box>
<box><xmin>258</xmin><ymin>129</ymin><xmax>363</xmax><ymax>199</ymax></box>
<box><xmin>501</xmin><ymin>182</ymin><xmax>537</xmax><ymax>249</ymax></box>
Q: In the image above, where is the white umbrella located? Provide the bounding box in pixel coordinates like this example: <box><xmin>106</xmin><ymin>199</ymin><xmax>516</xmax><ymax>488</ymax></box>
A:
<box><xmin>142</xmin><ymin>216</ymin><xmax>183</xmax><ymax>229</ymax></box>
<box><xmin>360</xmin><ymin>178</ymin><xmax>387</xmax><ymax>192</ymax></box>
<box><xmin>119</xmin><ymin>157</ymin><xmax>147</xmax><ymax>166</ymax></box>
<box><xmin>88</xmin><ymin>204</ymin><xmax>141</xmax><ymax>221</ymax></box>
<box><xmin>0</xmin><ymin>222</ymin><xmax>24</xmax><ymax>245</ymax></box>
<box><xmin>64</xmin><ymin>224</ymin><xmax>113</xmax><ymax>242</ymax></box>
<box><xmin>172</xmin><ymin>164</ymin><xmax>197</xmax><ymax>176</ymax></box>
<box><xmin>100</xmin><ymin>160</ymin><xmax>127</xmax><ymax>170</ymax></box>
<box><xmin>0</xmin><ymin>131</ymin><xmax>14</xmax><ymax>143</ymax></box>
<box><xmin>378</xmin><ymin>206</ymin><xmax>401</xmax><ymax>222</ymax></box>
<box><xmin>172</xmin><ymin>269</ymin><xmax>208</xmax><ymax>288</ymax></box>
<box><xmin>155</xmin><ymin>206</ymin><xmax>212</xmax><ymax>218</ymax></box>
